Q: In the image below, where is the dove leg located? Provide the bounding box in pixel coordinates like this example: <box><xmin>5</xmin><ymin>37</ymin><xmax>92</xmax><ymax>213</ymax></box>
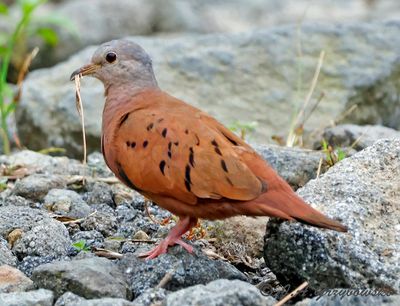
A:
<box><xmin>139</xmin><ymin>216</ymin><xmax>197</xmax><ymax>259</ymax></box>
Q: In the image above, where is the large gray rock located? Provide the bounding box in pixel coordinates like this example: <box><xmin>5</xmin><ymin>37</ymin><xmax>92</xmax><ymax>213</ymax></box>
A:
<box><xmin>118</xmin><ymin>246</ymin><xmax>247</xmax><ymax>298</ymax></box>
<box><xmin>164</xmin><ymin>279</ymin><xmax>276</xmax><ymax>306</ymax></box>
<box><xmin>264</xmin><ymin>139</ymin><xmax>400</xmax><ymax>293</ymax></box>
<box><xmin>32</xmin><ymin>257</ymin><xmax>131</xmax><ymax>299</ymax></box>
<box><xmin>0</xmin><ymin>289</ymin><xmax>54</xmax><ymax>306</ymax></box>
<box><xmin>4</xmin><ymin>0</ymin><xmax>400</xmax><ymax>69</ymax></box>
<box><xmin>17</xmin><ymin>22</ymin><xmax>400</xmax><ymax>157</ymax></box>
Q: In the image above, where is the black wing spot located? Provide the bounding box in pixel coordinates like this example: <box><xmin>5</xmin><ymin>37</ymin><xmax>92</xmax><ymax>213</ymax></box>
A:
<box><xmin>194</xmin><ymin>134</ymin><xmax>200</xmax><ymax>146</ymax></box>
<box><xmin>118</xmin><ymin>113</ymin><xmax>130</xmax><ymax>127</ymax></box>
<box><xmin>222</xmin><ymin>132</ymin><xmax>238</xmax><ymax>146</ymax></box>
<box><xmin>159</xmin><ymin>160</ymin><xmax>166</xmax><ymax>175</ymax></box>
<box><xmin>167</xmin><ymin>142</ymin><xmax>172</xmax><ymax>159</ymax></box>
<box><xmin>146</xmin><ymin>123</ymin><xmax>154</xmax><ymax>131</ymax></box>
<box><xmin>189</xmin><ymin>147</ymin><xmax>195</xmax><ymax>167</ymax></box>
<box><xmin>214</xmin><ymin>147</ymin><xmax>222</xmax><ymax>156</ymax></box>
<box><xmin>185</xmin><ymin>129</ymin><xmax>189</xmax><ymax>134</ymax></box>
<box><xmin>126</xmin><ymin>141</ymin><xmax>131</xmax><ymax>147</ymax></box>
<box><xmin>211</xmin><ymin>139</ymin><xmax>222</xmax><ymax>155</ymax></box>
<box><xmin>158</xmin><ymin>118</ymin><xmax>164</xmax><ymax>123</ymax></box>
<box><xmin>226</xmin><ymin>177</ymin><xmax>234</xmax><ymax>186</ymax></box>
<box><xmin>221</xmin><ymin>160</ymin><xmax>228</xmax><ymax>172</ymax></box>
<box><xmin>184</xmin><ymin>164</ymin><xmax>192</xmax><ymax>192</ymax></box>
<box><xmin>130</xmin><ymin>142</ymin><xmax>136</xmax><ymax>148</ymax></box>
<box><xmin>116</xmin><ymin>162</ymin><xmax>140</xmax><ymax>191</ymax></box>
<box><xmin>162</xmin><ymin>128</ymin><xmax>168</xmax><ymax>138</ymax></box>
<box><xmin>174</xmin><ymin>141</ymin><xmax>179</xmax><ymax>146</ymax></box>
<box><xmin>143</xmin><ymin>140</ymin><xmax>149</xmax><ymax>148</ymax></box>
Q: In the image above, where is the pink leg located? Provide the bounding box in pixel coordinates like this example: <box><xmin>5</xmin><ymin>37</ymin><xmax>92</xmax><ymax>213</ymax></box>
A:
<box><xmin>139</xmin><ymin>216</ymin><xmax>198</xmax><ymax>260</ymax></box>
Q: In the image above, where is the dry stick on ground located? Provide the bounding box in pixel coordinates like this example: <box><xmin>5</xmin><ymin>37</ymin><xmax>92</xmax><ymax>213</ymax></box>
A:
<box><xmin>74</xmin><ymin>75</ymin><xmax>87</xmax><ymax>182</ymax></box>
<box><xmin>287</xmin><ymin>50</ymin><xmax>326</xmax><ymax>147</ymax></box>
<box><xmin>316</xmin><ymin>156</ymin><xmax>323</xmax><ymax>179</ymax></box>
<box><xmin>274</xmin><ymin>281</ymin><xmax>309</xmax><ymax>306</ymax></box>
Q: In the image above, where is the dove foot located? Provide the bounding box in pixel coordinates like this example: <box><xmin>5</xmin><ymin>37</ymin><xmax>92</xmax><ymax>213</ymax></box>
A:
<box><xmin>138</xmin><ymin>216</ymin><xmax>197</xmax><ymax>260</ymax></box>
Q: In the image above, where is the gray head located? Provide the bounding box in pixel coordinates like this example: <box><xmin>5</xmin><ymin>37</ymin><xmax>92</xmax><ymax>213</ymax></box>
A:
<box><xmin>70</xmin><ymin>40</ymin><xmax>158</xmax><ymax>90</ymax></box>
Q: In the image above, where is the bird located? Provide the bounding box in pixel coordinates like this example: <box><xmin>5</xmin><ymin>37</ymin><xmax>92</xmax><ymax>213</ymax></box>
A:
<box><xmin>70</xmin><ymin>39</ymin><xmax>347</xmax><ymax>259</ymax></box>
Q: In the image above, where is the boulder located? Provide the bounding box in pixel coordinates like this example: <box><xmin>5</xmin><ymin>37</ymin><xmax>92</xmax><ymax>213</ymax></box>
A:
<box><xmin>32</xmin><ymin>257</ymin><xmax>131</xmax><ymax>299</ymax></box>
<box><xmin>17</xmin><ymin>22</ymin><xmax>400</xmax><ymax>157</ymax></box>
<box><xmin>264</xmin><ymin>139</ymin><xmax>400</xmax><ymax>293</ymax></box>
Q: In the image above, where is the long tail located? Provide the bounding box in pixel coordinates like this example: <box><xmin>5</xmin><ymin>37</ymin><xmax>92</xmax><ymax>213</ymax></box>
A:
<box><xmin>242</xmin><ymin>188</ymin><xmax>347</xmax><ymax>232</ymax></box>
<box><xmin>236</xmin><ymin>148</ymin><xmax>348</xmax><ymax>232</ymax></box>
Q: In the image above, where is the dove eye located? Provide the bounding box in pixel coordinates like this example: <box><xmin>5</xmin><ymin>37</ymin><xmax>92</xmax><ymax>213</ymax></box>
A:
<box><xmin>105</xmin><ymin>52</ymin><xmax>117</xmax><ymax>63</ymax></box>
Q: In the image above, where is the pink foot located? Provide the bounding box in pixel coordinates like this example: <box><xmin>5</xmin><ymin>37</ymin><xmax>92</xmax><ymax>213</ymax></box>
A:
<box><xmin>138</xmin><ymin>238</ymin><xmax>193</xmax><ymax>260</ymax></box>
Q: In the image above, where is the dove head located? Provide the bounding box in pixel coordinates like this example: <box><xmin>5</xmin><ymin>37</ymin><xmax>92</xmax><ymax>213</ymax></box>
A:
<box><xmin>70</xmin><ymin>40</ymin><xmax>158</xmax><ymax>91</ymax></box>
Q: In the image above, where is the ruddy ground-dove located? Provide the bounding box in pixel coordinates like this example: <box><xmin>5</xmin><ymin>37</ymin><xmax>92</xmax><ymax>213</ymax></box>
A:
<box><xmin>71</xmin><ymin>40</ymin><xmax>347</xmax><ymax>259</ymax></box>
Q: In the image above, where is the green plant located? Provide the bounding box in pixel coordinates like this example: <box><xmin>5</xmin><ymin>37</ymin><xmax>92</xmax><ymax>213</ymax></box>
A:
<box><xmin>72</xmin><ymin>240</ymin><xmax>90</xmax><ymax>253</ymax></box>
<box><xmin>228</xmin><ymin>120</ymin><xmax>258</xmax><ymax>140</ymax></box>
<box><xmin>321</xmin><ymin>139</ymin><xmax>346</xmax><ymax>167</ymax></box>
<box><xmin>0</xmin><ymin>0</ymin><xmax>73</xmax><ymax>154</ymax></box>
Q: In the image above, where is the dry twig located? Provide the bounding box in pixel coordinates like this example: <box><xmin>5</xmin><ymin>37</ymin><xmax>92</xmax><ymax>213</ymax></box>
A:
<box><xmin>274</xmin><ymin>281</ymin><xmax>309</xmax><ymax>306</ymax></box>
<box><xmin>74</xmin><ymin>75</ymin><xmax>87</xmax><ymax>170</ymax></box>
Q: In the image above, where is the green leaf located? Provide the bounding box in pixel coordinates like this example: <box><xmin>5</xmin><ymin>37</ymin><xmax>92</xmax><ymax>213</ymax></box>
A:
<box><xmin>0</xmin><ymin>45</ymin><xmax>8</xmax><ymax>56</ymax></box>
<box><xmin>337</xmin><ymin>149</ymin><xmax>346</xmax><ymax>161</ymax></box>
<box><xmin>0</xmin><ymin>3</ymin><xmax>8</xmax><ymax>15</ymax></box>
<box><xmin>72</xmin><ymin>239</ymin><xmax>90</xmax><ymax>252</ymax></box>
<box><xmin>19</xmin><ymin>0</ymin><xmax>46</xmax><ymax>15</ymax></box>
<box><xmin>36</xmin><ymin>27</ymin><xmax>58</xmax><ymax>46</ymax></box>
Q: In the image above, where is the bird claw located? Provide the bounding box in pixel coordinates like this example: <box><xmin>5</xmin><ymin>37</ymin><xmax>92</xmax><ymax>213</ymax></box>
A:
<box><xmin>138</xmin><ymin>238</ymin><xmax>193</xmax><ymax>260</ymax></box>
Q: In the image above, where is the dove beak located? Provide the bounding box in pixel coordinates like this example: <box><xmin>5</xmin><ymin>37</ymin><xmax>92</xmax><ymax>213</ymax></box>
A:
<box><xmin>70</xmin><ymin>63</ymin><xmax>101</xmax><ymax>81</ymax></box>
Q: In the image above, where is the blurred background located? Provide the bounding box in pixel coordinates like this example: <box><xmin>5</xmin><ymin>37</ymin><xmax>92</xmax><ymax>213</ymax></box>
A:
<box><xmin>1</xmin><ymin>0</ymin><xmax>400</xmax><ymax>157</ymax></box>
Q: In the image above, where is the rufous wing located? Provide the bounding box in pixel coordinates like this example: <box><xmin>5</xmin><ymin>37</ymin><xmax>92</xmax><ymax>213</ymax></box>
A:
<box><xmin>112</xmin><ymin>103</ymin><xmax>265</xmax><ymax>205</ymax></box>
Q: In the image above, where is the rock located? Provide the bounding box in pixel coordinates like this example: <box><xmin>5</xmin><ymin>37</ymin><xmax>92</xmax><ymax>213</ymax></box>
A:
<box><xmin>81</xmin><ymin>212</ymin><xmax>117</xmax><ymax>237</ymax></box>
<box><xmin>55</xmin><ymin>291</ymin><xmax>136</xmax><ymax>306</ymax></box>
<box><xmin>118</xmin><ymin>246</ymin><xmax>247</xmax><ymax>298</ymax></box>
<box><xmin>44</xmin><ymin>189</ymin><xmax>91</xmax><ymax>219</ymax></box>
<box><xmin>296</xmin><ymin>294</ymin><xmax>400</xmax><ymax>306</ymax></box>
<box><xmin>17</xmin><ymin>22</ymin><xmax>400</xmax><ymax>157</ymax></box>
<box><xmin>132</xmin><ymin>231</ymin><xmax>150</xmax><ymax>241</ymax></box>
<box><xmin>0</xmin><ymin>288</ymin><xmax>54</xmax><ymax>306</ymax></box>
<box><xmin>164</xmin><ymin>279</ymin><xmax>276</xmax><ymax>306</ymax></box>
<box><xmin>82</xmin><ymin>182</ymin><xmax>114</xmax><ymax>206</ymax></box>
<box><xmin>254</xmin><ymin>144</ymin><xmax>324</xmax><ymax>189</ymax></box>
<box><xmin>208</xmin><ymin>216</ymin><xmax>268</xmax><ymax>260</ymax></box>
<box><xmin>264</xmin><ymin>139</ymin><xmax>400</xmax><ymax>293</ymax></box>
<box><xmin>0</xmin><ymin>150</ymin><xmax>86</xmax><ymax>176</ymax></box>
<box><xmin>17</xmin><ymin>256</ymin><xmax>57</xmax><ymax>278</ymax></box>
<box><xmin>12</xmin><ymin>174</ymin><xmax>67</xmax><ymax>201</ymax></box>
<box><xmin>32</xmin><ymin>257</ymin><xmax>131</xmax><ymax>299</ymax></box>
<box><xmin>0</xmin><ymin>238</ymin><xmax>16</xmax><ymax>266</ymax></box>
<box><xmin>315</xmin><ymin>124</ymin><xmax>400</xmax><ymax>151</ymax></box>
<box><xmin>7</xmin><ymin>0</ymin><xmax>399</xmax><ymax>70</ymax></box>
<box><xmin>0</xmin><ymin>205</ymin><xmax>46</xmax><ymax>237</ymax></box>
<box><xmin>12</xmin><ymin>218</ymin><xmax>71</xmax><ymax>259</ymax></box>
<box><xmin>131</xmin><ymin>288</ymin><xmax>167</xmax><ymax>306</ymax></box>
<box><xmin>0</xmin><ymin>265</ymin><xmax>34</xmax><ymax>293</ymax></box>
